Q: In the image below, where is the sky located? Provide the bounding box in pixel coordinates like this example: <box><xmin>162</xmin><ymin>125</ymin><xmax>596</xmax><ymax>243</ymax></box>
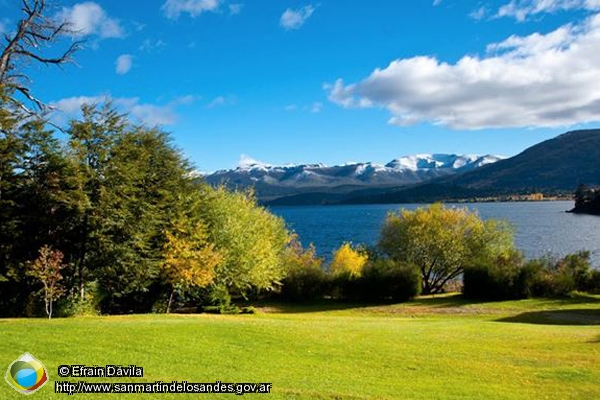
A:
<box><xmin>2</xmin><ymin>0</ymin><xmax>600</xmax><ymax>172</ymax></box>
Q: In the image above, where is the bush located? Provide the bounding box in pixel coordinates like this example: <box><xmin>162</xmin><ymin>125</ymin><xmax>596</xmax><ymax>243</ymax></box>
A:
<box><xmin>586</xmin><ymin>270</ymin><xmax>600</xmax><ymax>294</ymax></box>
<box><xmin>57</xmin><ymin>282</ymin><xmax>102</xmax><ymax>317</ymax></box>
<box><xmin>329</xmin><ymin>260</ymin><xmax>420</xmax><ymax>303</ymax></box>
<box><xmin>358</xmin><ymin>260</ymin><xmax>421</xmax><ymax>302</ymax></box>
<box><xmin>280</xmin><ymin>238</ymin><xmax>328</xmax><ymax>302</ymax></box>
<box><xmin>329</xmin><ymin>270</ymin><xmax>359</xmax><ymax>300</ymax></box>
<box><xmin>527</xmin><ymin>252</ymin><xmax>592</xmax><ymax>298</ymax></box>
<box><xmin>464</xmin><ymin>251</ymin><xmax>594</xmax><ymax>300</ymax></box>
<box><xmin>463</xmin><ymin>250</ymin><xmax>532</xmax><ymax>300</ymax></box>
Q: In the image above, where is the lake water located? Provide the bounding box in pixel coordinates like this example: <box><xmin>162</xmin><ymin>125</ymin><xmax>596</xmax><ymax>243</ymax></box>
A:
<box><xmin>270</xmin><ymin>201</ymin><xmax>600</xmax><ymax>266</ymax></box>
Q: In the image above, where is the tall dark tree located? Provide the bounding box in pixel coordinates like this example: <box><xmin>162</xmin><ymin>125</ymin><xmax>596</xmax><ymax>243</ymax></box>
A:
<box><xmin>66</xmin><ymin>104</ymin><xmax>123</xmax><ymax>301</ymax></box>
<box><xmin>96</xmin><ymin>124</ymin><xmax>195</xmax><ymax>312</ymax></box>
<box><xmin>0</xmin><ymin>0</ymin><xmax>80</xmax><ymax>315</ymax></box>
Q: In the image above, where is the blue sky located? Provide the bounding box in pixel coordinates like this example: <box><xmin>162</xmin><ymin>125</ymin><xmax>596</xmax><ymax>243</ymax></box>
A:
<box><xmin>2</xmin><ymin>0</ymin><xmax>600</xmax><ymax>171</ymax></box>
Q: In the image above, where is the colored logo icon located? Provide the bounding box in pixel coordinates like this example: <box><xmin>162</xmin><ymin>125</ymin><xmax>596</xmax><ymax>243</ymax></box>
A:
<box><xmin>5</xmin><ymin>353</ymin><xmax>49</xmax><ymax>395</ymax></box>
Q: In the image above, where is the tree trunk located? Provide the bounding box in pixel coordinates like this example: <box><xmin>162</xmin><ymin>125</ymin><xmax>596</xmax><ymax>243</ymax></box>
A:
<box><xmin>166</xmin><ymin>290</ymin><xmax>174</xmax><ymax>314</ymax></box>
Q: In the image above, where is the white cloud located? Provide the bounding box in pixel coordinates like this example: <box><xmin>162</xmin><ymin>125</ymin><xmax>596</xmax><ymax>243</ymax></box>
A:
<box><xmin>57</xmin><ymin>2</ymin><xmax>125</xmax><ymax>38</ymax></box>
<box><xmin>285</xmin><ymin>104</ymin><xmax>298</xmax><ymax>111</ymax></box>
<box><xmin>50</xmin><ymin>95</ymin><xmax>198</xmax><ymax>126</ymax></box>
<box><xmin>229</xmin><ymin>3</ymin><xmax>243</xmax><ymax>15</ymax></box>
<box><xmin>51</xmin><ymin>95</ymin><xmax>106</xmax><ymax>114</ymax></box>
<box><xmin>207</xmin><ymin>95</ymin><xmax>236</xmax><ymax>108</ymax></box>
<box><xmin>310</xmin><ymin>102</ymin><xmax>323</xmax><ymax>113</ymax></box>
<box><xmin>433</xmin><ymin>0</ymin><xmax>443</xmax><ymax>6</ymax></box>
<box><xmin>469</xmin><ymin>6</ymin><xmax>488</xmax><ymax>20</ymax></box>
<box><xmin>497</xmin><ymin>0</ymin><xmax>600</xmax><ymax>21</ymax></box>
<box><xmin>140</xmin><ymin>39</ymin><xmax>167</xmax><ymax>52</ymax></box>
<box><xmin>162</xmin><ymin>0</ymin><xmax>221</xmax><ymax>19</ymax></box>
<box><xmin>280</xmin><ymin>5</ymin><xmax>315</xmax><ymax>30</ymax></box>
<box><xmin>326</xmin><ymin>13</ymin><xmax>600</xmax><ymax>129</ymax></box>
<box><xmin>115</xmin><ymin>54</ymin><xmax>133</xmax><ymax>75</ymax></box>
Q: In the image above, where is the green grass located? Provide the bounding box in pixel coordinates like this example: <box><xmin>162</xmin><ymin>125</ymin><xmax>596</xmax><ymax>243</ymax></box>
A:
<box><xmin>1</xmin><ymin>294</ymin><xmax>599</xmax><ymax>399</ymax></box>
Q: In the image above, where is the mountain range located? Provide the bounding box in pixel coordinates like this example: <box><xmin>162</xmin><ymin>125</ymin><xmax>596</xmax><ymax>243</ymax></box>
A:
<box><xmin>204</xmin><ymin>154</ymin><xmax>503</xmax><ymax>201</ymax></box>
<box><xmin>204</xmin><ymin>129</ymin><xmax>600</xmax><ymax>205</ymax></box>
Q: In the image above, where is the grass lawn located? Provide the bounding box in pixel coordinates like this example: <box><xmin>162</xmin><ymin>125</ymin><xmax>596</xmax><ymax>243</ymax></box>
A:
<box><xmin>1</xmin><ymin>294</ymin><xmax>599</xmax><ymax>399</ymax></box>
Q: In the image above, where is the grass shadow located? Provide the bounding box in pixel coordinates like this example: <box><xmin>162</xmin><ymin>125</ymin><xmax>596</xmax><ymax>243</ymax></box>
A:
<box><xmin>247</xmin><ymin>300</ymin><xmax>382</xmax><ymax>314</ymax></box>
<box><xmin>247</xmin><ymin>293</ymin><xmax>478</xmax><ymax>314</ymax></box>
<box><xmin>497</xmin><ymin>309</ymin><xmax>600</xmax><ymax>326</ymax></box>
<box><xmin>406</xmin><ymin>293</ymin><xmax>488</xmax><ymax>308</ymax></box>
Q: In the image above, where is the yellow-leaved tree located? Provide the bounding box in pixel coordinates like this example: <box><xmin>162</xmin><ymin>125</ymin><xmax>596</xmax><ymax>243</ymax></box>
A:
<box><xmin>162</xmin><ymin>197</ymin><xmax>222</xmax><ymax>313</ymax></box>
<box><xmin>329</xmin><ymin>243</ymin><xmax>368</xmax><ymax>277</ymax></box>
<box><xmin>379</xmin><ymin>203</ymin><xmax>514</xmax><ymax>294</ymax></box>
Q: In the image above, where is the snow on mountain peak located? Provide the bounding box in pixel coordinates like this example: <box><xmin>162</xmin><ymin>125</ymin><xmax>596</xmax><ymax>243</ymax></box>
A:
<box><xmin>238</xmin><ymin>154</ymin><xmax>271</xmax><ymax>170</ymax></box>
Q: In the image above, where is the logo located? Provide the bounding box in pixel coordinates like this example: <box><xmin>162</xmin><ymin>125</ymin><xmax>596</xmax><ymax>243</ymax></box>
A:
<box><xmin>5</xmin><ymin>353</ymin><xmax>49</xmax><ymax>395</ymax></box>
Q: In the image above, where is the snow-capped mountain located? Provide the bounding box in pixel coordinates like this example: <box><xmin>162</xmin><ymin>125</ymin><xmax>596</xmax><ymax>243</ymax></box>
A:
<box><xmin>204</xmin><ymin>154</ymin><xmax>504</xmax><ymax>200</ymax></box>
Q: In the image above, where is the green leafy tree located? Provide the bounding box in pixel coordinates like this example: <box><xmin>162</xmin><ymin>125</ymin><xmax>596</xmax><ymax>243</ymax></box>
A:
<box><xmin>0</xmin><ymin>112</ymin><xmax>78</xmax><ymax>315</ymax></box>
<box><xmin>66</xmin><ymin>103</ymin><xmax>125</xmax><ymax>301</ymax></box>
<box><xmin>379</xmin><ymin>204</ymin><xmax>514</xmax><ymax>294</ymax></box>
<box><xmin>199</xmin><ymin>186</ymin><xmax>290</xmax><ymax>299</ymax></box>
<box><xmin>26</xmin><ymin>245</ymin><xmax>66</xmax><ymax>319</ymax></box>
<box><xmin>96</xmin><ymin>124</ymin><xmax>194</xmax><ymax>311</ymax></box>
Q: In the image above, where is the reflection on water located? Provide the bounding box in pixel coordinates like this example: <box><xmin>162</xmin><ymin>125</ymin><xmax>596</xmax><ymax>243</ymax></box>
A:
<box><xmin>270</xmin><ymin>201</ymin><xmax>600</xmax><ymax>265</ymax></box>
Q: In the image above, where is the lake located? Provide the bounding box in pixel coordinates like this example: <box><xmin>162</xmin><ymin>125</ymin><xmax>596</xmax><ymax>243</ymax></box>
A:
<box><xmin>270</xmin><ymin>201</ymin><xmax>600</xmax><ymax>266</ymax></box>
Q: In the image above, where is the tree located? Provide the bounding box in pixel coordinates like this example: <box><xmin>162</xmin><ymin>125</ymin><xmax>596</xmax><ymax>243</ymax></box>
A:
<box><xmin>199</xmin><ymin>186</ymin><xmax>290</xmax><ymax>298</ymax></box>
<box><xmin>0</xmin><ymin>0</ymin><xmax>80</xmax><ymax>111</ymax></box>
<box><xmin>161</xmin><ymin>195</ymin><xmax>221</xmax><ymax>313</ymax></box>
<box><xmin>26</xmin><ymin>245</ymin><xmax>66</xmax><ymax>319</ymax></box>
<box><xmin>329</xmin><ymin>243</ymin><xmax>368</xmax><ymax>277</ymax></box>
<box><xmin>0</xmin><ymin>0</ymin><xmax>80</xmax><ymax>314</ymax></box>
<box><xmin>379</xmin><ymin>204</ymin><xmax>514</xmax><ymax>294</ymax></box>
<box><xmin>94</xmin><ymin>122</ymin><xmax>194</xmax><ymax>311</ymax></box>
<box><xmin>66</xmin><ymin>103</ymin><xmax>124</xmax><ymax>301</ymax></box>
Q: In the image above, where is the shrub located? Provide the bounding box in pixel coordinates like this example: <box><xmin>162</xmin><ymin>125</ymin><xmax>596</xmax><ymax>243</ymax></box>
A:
<box><xmin>586</xmin><ymin>270</ymin><xmax>600</xmax><ymax>294</ymax></box>
<box><xmin>464</xmin><ymin>251</ymin><xmax>594</xmax><ymax>300</ymax></box>
<box><xmin>358</xmin><ymin>259</ymin><xmax>421</xmax><ymax>302</ymax></box>
<box><xmin>329</xmin><ymin>270</ymin><xmax>359</xmax><ymax>300</ymax></box>
<box><xmin>280</xmin><ymin>238</ymin><xmax>328</xmax><ymax>302</ymax></box>
<box><xmin>57</xmin><ymin>282</ymin><xmax>102</xmax><ymax>317</ymax></box>
<box><xmin>527</xmin><ymin>252</ymin><xmax>592</xmax><ymax>298</ymax></box>
<box><xmin>463</xmin><ymin>250</ymin><xmax>532</xmax><ymax>300</ymax></box>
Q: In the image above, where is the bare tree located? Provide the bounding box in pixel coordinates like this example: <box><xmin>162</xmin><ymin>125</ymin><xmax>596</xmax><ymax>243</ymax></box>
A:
<box><xmin>0</xmin><ymin>0</ymin><xmax>82</xmax><ymax>112</ymax></box>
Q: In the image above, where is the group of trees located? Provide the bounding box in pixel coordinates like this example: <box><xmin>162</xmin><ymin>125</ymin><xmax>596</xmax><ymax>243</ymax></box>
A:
<box><xmin>279</xmin><ymin>204</ymin><xmax>516</xmax><ymax>303</ymax></box>
<box><xmin>0</xmin><ymin>99</ymin><xmax>295</xmax><ymax>317</ymax></box>
<box><xmin>280</xmin><ymin>203</ymin><xmax>600</xmax><ymax>303</ymax></box>
<box><xmin>0</xmin><ymin>0</ymin><xmax>296</xmax><ymax>318</ymax></box>
<box><xmin>573</xmin><ymin>184</ymin><xmax>600</xmax><ymax>215</ymax></box>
